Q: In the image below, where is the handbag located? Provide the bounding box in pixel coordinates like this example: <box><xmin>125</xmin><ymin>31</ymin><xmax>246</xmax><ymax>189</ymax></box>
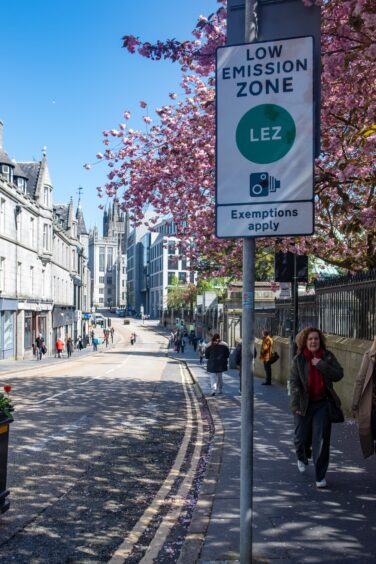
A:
<box><xmin>269</xmin><ymin>351</ymin><xmax>280</xmax><ymax>364</ymax></box>
<box><xmin>327</xmin><ymin>398</ymin><xmax>344</xmax><ymax>423</ymax></box>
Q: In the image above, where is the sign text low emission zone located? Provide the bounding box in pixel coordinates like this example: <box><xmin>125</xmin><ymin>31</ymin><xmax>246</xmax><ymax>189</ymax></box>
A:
<box><xmin>216</xmin><ymin>37</ymin><xmax>314</xmax><ymax>238</ymax></box>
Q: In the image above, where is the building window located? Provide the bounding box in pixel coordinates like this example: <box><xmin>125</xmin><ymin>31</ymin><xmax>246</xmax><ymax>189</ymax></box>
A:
<box><xmin>181</xmin><ymin>258</ymin><xmax>187</xmax><ymax>270</ymax></box>
<box><xmin>107</xmin><ymin>289</ymin><xmax>112</xmax><ymax>295</ymax></box>
<box><xmin>168</xmin><ymin>271</ymin><xmax>176</xmax><ymax>286</ymax></box>
<box><xmin>17</xmin><ymin>262</ymin><xmax>22</xmax><ymax>295</ymax></box>
<box><xmin>30</xmin><ymin>217</ymin><xmax>35</xmax><ymax>247</ymax></box>
<box><xmin>24</xmin><ymin>314</ymin><xmax>32</xmax><ymax>350</ymax></box>
<box><xmin>99</xmin><ymin>288</ymin><xmax>104</xmax><ymax>294</ymax></box>
<box><xmin>44</xmin><ymin>186</ymin><xmax>49</xmax><ymax>206</ymax></box>
<box><xmin>99</xmin><ymin>247</ymin><xmax>105</xmax><ymax>272</ymax></box>
<box><xmin>99</xmin><ymin>276</ymin><xmax>104</xmax><ymax>283</ymax></box>
<box><xmin>30</xmin><ymin>266</ymin><xmax>34</xmax><ymax>295</ymax></box>
<box><xmin>168</xmin><ymin>256</ymin><xmax>179</xmax><ymax>270</ymax></box>
<box><xmin>43</xmin><ymin>224</ymin><xmax>49</xmax><ymax>250</ymax></box>
<box><xmin>190</xmin><ymin>271</ymin><xmax>195</xmax><ymax>283</ymax></box>
<box><xmin>107</xmin><ymin>277</ymin><xmax>112</xmax><ymax>284</ymax></box>
<box><xmin>107</xmin><ymin>248</ymin><xmax>113</xmax><ymax>269</ymax></box>
<box><xmin>99</xmin><ymin>298</ymin><xmax>104</xmax><ymax>303</ymax></box>
<box><xmin>0</xmin><ymin>257</ymin><xmax>5</xmax><ymax>292</ymax></box>
<box><xmin>168</xmin><ymin>242</ymin><xmax>176</xmax><ymax>255</ymax></box>
<box><xmin>1</xmin><ymin>164</ymin><xmax>12</xmax><ymax>183</ymax></box>
<box><xmin>0</xmin><ymin>198</ymin><xmax>5</xmax><ymax>233</ymax></box>
<box><xmin>178</xmin><ymin>272</ymin><xmax>187</xmax><ymax>284</ymax></box>
<box><xmin>17</xmin><ymin>177</ymin><xmax>27</xmax><ymax>193</ymax></box>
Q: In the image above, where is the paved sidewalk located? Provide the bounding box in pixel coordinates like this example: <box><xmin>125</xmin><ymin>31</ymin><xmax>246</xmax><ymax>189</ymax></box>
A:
<box><xmin>170</xmin><ymin>342</ymin><xmax>376</xmax><ymax>563</ymax></box>
<box><xmin>0</xmin><ymin>330</ymin><xmax>119</xmax><ymax>377</ymax></box>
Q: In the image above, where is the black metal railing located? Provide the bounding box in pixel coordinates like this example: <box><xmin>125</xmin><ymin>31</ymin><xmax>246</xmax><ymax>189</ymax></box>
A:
<box><xmin>254</xmin><ymin>271</ymin><xmax>376</xmax><ymax>341</ymax></box>
<box><xmin>315</xmin><ymin>271</ymin><xmax>376</xmax><ymax>340</ymax></box>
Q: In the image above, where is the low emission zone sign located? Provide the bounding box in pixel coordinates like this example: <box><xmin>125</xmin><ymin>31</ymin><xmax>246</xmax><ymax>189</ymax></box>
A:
<box><xmin>216</xmin><ymin>37</ymin><xmax>314</xmax><ymax>238</ymax></box>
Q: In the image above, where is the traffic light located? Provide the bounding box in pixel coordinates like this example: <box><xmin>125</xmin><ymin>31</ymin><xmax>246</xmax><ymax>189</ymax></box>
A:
<box><xmin>275</xmin><ymin>252</ymin><xmax>308</xmax><ymax>283</ymax></box>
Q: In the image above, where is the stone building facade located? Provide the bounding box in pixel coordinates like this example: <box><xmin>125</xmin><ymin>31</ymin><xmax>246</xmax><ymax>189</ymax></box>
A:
<box><xmin>88</xmin><ymin>202</ymin><xmax>128</xmax><ymax>309</ymax></box>
<box><xmin>0</xmin><ymin>121</ymin><xmax>90</xmax><ymax>359</ymax></box>
<box><xmin>126</xmin><ymin>217</ymin><xmax>196</xmax><ymax>318</ymax></box>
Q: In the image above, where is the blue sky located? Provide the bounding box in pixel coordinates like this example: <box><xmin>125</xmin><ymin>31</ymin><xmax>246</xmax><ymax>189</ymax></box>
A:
<box><xmin>0</xmin><ymin>0</ymin><xmax>219</xmax><ymax>230</ymax></box>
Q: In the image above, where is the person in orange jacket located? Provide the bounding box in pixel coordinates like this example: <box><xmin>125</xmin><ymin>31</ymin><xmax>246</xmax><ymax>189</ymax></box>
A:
<box><xmin>259</xmin><ymin>330</ymin><xmax>273</xmax><ymax>385</ymax></box>
<box><xmin>55</xmin><ymin>338</ymin><xmax>64</xmax><ymax>358</ymax></box>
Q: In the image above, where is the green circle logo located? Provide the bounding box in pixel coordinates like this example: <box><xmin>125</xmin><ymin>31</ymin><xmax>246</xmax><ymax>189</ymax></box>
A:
<box><xmin>236</xmin><ymin>104</ymin><xmax>296</xmax><ymax>164</ymax></box>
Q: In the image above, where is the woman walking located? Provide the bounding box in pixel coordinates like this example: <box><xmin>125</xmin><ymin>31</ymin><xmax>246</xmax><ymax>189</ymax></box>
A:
<box><xmin>205</xmin><ymin>334</ymin><xmax>230</xmax><ymax>396</ymax></box>
<box><xmin>260</xmin><ymin>331</ymin><xmax>273</xmax><ymax>385</ymax></box>
<box><xmin>289</xmin><ymin>327</ymin><xmax>344</xmax><ymax>488</ymax></box>
<box><xmin>352</xmin><ymin>338</ymin><xmax>376</xmax><ymax>458</ymax></box>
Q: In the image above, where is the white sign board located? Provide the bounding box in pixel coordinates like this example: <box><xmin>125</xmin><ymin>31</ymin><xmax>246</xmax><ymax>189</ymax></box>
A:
<box><xmin>216</xmin><ymin>37</ymin><xmax>314</xmax><ymax>238</ymax></box>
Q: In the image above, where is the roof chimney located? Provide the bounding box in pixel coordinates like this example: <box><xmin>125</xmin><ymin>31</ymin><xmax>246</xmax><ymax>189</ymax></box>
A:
<box><xmin>0</xmin><ymin>120</ymin><xmax>3</xmax><ymax>149</ymax></box>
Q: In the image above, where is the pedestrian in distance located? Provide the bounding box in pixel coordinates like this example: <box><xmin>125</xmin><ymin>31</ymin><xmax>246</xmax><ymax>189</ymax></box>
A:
<box><xmin>93</xmin><ymin>337</ymin><xmax>99</xmax><ymax>351</ymax></box>
<box><xmin>66</xmin><ymin>336</ymin><xmax>74</xmax><ymax>358</ymax></box>
<box><xmin>205</xmin><ymin>334</ymin><xmax>230</xmax><ymax>396</ymax></box>
<box><xmin>55</xmin><ymin>337</ymin><xmax>64</xmax><ymax>358</ymax></box>
<box><xmin>260</xmin><ymin>330</ymin><xmax>273</xmax><ymax>385</ymax></box>
<box><xmin>35</xmin><ymin>334</ymin><xmax>45</xmax><ymax>360</ymax></box>
<box><xmin>289</xmin><ymin>327</ymin><xmax>344</xmax><ymax>489</ymax></box>
<box><xmin>104</xmin><ymin>330</ymin><xmax>109</xmax><ymax>347</ymax></box>
<box><xmin>77</xmin><ymin>336</ymin><xmax>84</xmax><ymax>351</ymax></box>
<box><xmin>181</xmin><ymin>337</ymin><xmax>185</xmax><ymax>353</ymax></box>
<box><xmin>110</xmin><ymin>327</ymin><xmax>114</xmax><ymax>343</ymax></box>
<box><xmin>192</xmin><ymin>335</ymin><xmax>198</xmax><ymax>352</ymax></box>
<box><xmin>352</xmin><ymin>337</ymin><xmax>376</xmax><ymax>458</ymax></box>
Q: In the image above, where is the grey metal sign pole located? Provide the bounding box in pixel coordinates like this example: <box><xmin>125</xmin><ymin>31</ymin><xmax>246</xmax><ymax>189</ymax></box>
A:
<box><xmin>226</xmin><ymin>1</ymin><xmax>258</xmax><ymax>561</ymax></box>
<box><xmin>241</xmin><ymin>4</ymin><xmax>258</xmax><ymax>561</ymax></box>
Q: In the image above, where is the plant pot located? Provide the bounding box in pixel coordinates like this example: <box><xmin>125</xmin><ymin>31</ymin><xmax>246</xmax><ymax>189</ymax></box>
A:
<box><xmin>0</xmin><ymin>411</ymin><xmax>13</xmax><ymax>514</ymax></box>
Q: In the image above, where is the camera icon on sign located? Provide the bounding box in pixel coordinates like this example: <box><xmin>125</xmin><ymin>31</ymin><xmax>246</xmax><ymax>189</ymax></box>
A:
<box><xmin>250</xmin><ymin>172</ymin><xmax>281</xmax><ymax>198</ymax></box>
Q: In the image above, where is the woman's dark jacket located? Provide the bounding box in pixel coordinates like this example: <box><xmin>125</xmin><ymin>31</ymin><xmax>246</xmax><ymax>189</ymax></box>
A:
<box><xmin>289</xmin><ymin>349</ymin><xmax>344</xmax><ymax>415</ymax></box>
<box><xmin>205</xmin><ymin>341</ymin><xmax>230</xmax><ymax>373</ymax></box>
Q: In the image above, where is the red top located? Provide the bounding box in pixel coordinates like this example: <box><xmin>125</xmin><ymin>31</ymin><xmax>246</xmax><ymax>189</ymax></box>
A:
<box><xmin>303</xmin><ymin>348</ymin><xmax>326</xmax><ymax>401</ymax></box>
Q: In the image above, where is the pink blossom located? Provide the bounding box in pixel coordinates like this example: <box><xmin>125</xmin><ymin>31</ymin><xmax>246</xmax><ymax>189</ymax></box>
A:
<box><xmin>83</xmin><ymin>163</ymin><xmax>92</xmax><ymax>170</ymax></box>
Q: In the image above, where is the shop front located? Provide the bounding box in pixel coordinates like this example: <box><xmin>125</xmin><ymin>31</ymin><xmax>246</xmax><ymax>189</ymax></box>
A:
<box><xmin>0</xmin><ymin>299</ymin><xmax>17</xmax><ymax>360</ymax></box>
<box><xmin>17</xmin><ymin>301</ymin><xmax>53</xmax><ymax>359</ymax></box>
<box><xmin>52</xmin><ymin>306</ymin><xmax>75</xmax><ymax>345</ymax></box>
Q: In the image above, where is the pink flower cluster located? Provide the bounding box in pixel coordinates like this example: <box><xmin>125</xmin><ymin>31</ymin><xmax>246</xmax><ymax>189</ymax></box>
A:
<box><xmin>89</xmin><ymin>0</ymin><xmax>375</xmax><ymax>274</ymax></box>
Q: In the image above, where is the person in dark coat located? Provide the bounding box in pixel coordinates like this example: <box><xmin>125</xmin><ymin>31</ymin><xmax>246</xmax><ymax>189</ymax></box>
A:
<box><xmin>205</xmin><ymin>333</ymin><xmax>230</xmax><ymax>396</ymax></box>
<box><xmin>66</xmin><ymin>337</ymin><xmax>74</xmax><ymax>358</ymax></box>
<box><xmin>352</xmin><ymin>338</ymin><xmax>376</xmax><ymax>458</ymax></box>
<box><xmin>289</xmin><ymin>327</ymin><xmax>344</xmax><ymax>489</ymax></box>
<box><xmin>35</xmin><ymin>334</ymin><xmax>44</xmax><ymax>360</ymax></box>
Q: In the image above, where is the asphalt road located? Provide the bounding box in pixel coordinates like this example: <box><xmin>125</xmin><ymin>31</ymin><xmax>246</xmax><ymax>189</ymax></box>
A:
<box><xmin>0</xmin><ymin>319</ymin><xmax>207</xmax><ymax>563</ymax></box>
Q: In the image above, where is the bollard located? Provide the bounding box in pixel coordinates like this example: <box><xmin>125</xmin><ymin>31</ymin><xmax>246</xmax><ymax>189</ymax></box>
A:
<box><xmin>0</xmin><ymin>411</ymin><xmax>13</xmax><ymax>514</ymax></box>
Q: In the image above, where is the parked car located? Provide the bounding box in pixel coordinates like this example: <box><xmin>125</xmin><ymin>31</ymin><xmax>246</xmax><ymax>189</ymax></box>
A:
<box><xmin>117</xmin><ymin>309</ymin><xmax>126</xmax><ymax>317</ymax></box>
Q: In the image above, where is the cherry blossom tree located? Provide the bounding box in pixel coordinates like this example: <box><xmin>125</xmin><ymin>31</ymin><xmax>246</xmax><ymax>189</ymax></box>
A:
<box><xmin>87</xmin><ymin>0</ymin><xmax>375</xmax><ymax>273</ymax></box>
